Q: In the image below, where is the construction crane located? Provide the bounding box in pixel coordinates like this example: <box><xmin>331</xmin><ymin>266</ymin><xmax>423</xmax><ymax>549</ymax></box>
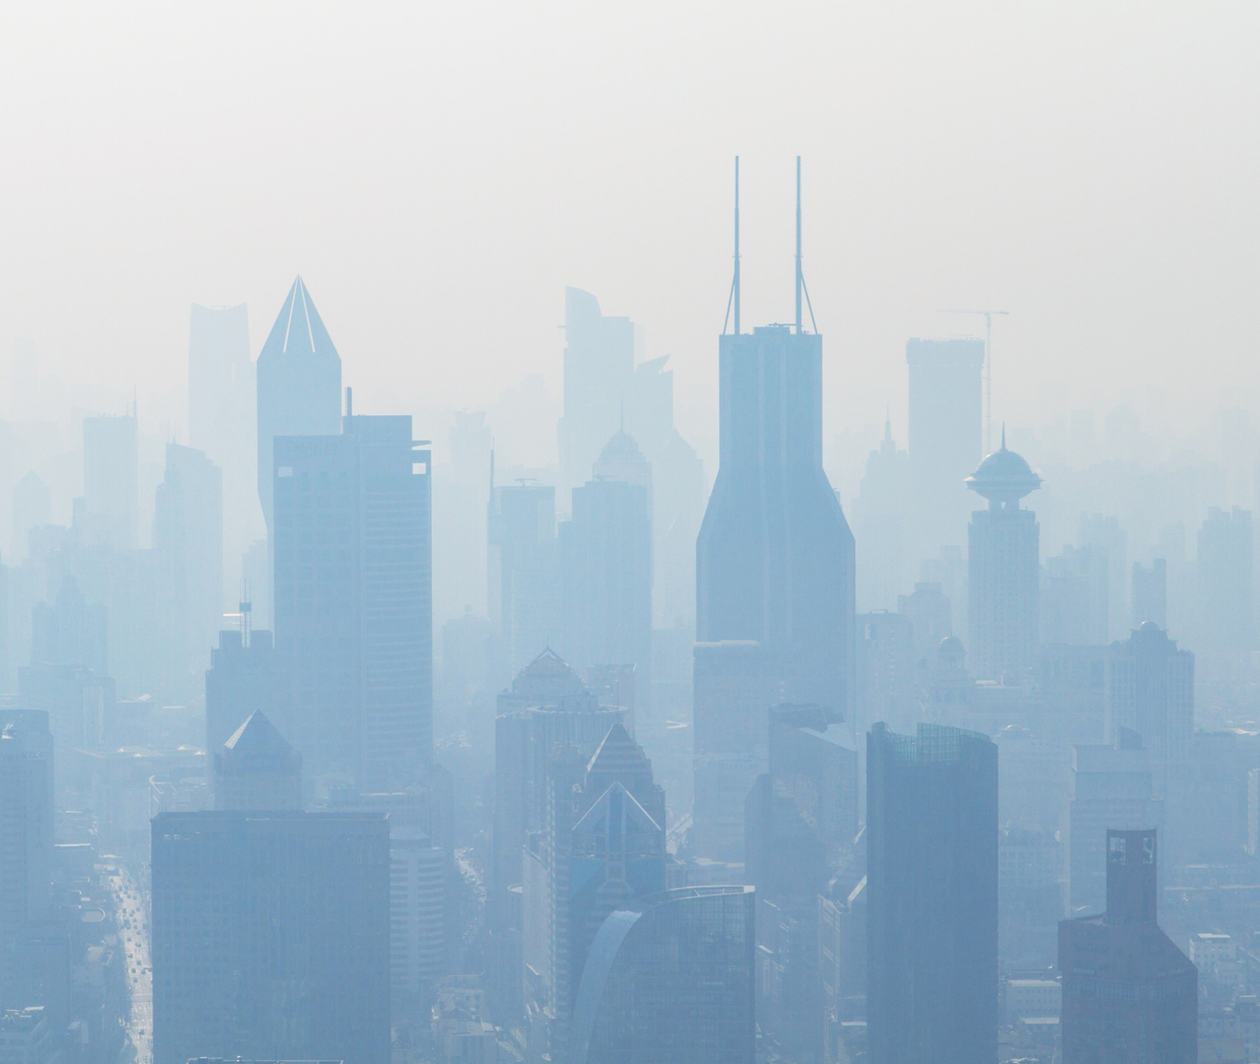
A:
<box><xmin>938</xmin><ymin>308</ymin><xmax>1009</xmax><ymax>453</ymax></box>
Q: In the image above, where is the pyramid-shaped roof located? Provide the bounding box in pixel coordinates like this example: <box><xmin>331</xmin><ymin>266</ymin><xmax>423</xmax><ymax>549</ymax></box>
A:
<box><xmin>222</xmin><ymin>710</ymin><xmax>298</xmax><ymax>761</ymax></box>
<box><xmin>259</xmin><ymin>276</ymin><xmax>340</xmax><ymax>363</ymax></box>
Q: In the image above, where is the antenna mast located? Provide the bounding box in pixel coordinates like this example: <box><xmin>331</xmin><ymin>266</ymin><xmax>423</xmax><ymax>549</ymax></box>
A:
<box><xmin>795</xmin><ymin>156</ymin><xmax>802</xmax><ymax>333</ymax></box>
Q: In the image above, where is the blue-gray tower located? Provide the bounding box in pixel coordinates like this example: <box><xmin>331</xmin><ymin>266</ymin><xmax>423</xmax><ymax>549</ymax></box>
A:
<box><xmin>256</xmin><ymin>276</ymin><xmax>342</xmax><ymax>537</ymax></box>
<box><xmin>696</xmin><ymin>159</ymin><xmax>855</xmax><ymax>716</ymax></box>
<box><xmin>692</xmin><ymin>158</ymin><xmax>856</xmax><ymax>862</ymax></box>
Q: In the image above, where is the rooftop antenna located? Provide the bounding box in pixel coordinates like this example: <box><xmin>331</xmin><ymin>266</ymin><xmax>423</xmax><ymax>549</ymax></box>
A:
<box><xmin>239</xmin><ymin>579</ymin><xmax>252</xmax><ymax>647</ymax></box>
<box><xmin>937</xmin><ymin>307</ymin><xmax>1010</xmax><ymax>452</ymax></box>
<box><xmin>795</xmin><ymin>156</ymin><xmax>819</xmax><ymax>334</ymax></box>
<box><xmin>722</xmin><ymin>156</ymin><xmax>741</xmax><ymax>335</ymax></box>
<box><xmin>345</xmin><ymin>385</ymin><xmax>353</xmax><ymax>418</ymax></box>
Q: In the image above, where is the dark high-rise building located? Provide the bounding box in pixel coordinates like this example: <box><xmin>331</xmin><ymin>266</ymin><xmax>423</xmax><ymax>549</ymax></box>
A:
<box><xmin>273</xmin><ymin>415</ymin><xmax>432</xmax><ymax>790</ymax></box>
<box><xmin>867</xmin><ymin>722</ymin><xmax>998</xmax><ymax>1064</ymax></box>
<box><xmin>569</xmin><ymin>886</ymin><xmax>756</xmax><ymax>1064</ymax></box>
<box><xmin>965</xmin><ymin>434</ymin><xmax>1041</xmax><ymax>684</ymax></box>
<box><xmin>255</xmin><ymin>277</ymin><xmax>342</xmax><ymax>541</ymax></box>
<box><xmin>693</xmin><ymin>160</ymin><xmax>855</xmax><ymax>861</ymax></box>
<box><xmin>82</xmin><ymin>412</ymin><xmax>138</xmax><ymax>550</ymax></box>
<box><xmin>558</xmin><ymin>287</ymin><xmax>636</xmax><ymax>497</ymax></box>
<box><xmin>213</xmin><ymin>711</ymin><xmax>302</xmax><ymax>811</ymax></box>
<box><xmin>151</xmin><ymin>811</ymin><xmax>389</xmax><ymax>1064</ymax></box>
<box><xmin>205</xmin><ymin>625</ymin><xmax>276</xmax><ymax>755</ymax></box>
<box><xmin>0</xmin><ymin>712</ymin><xmax>53</xmax><ymax>932</ymax></box>
<box><xmin>1059</xmin><ymin>829</ymin><xmax>1197</xmax><ymax>1063</ymax></box>
<box><xmin>906</xmin><ymin>337</ymin><xmax>984</xmax><ymax>552</ymax></box>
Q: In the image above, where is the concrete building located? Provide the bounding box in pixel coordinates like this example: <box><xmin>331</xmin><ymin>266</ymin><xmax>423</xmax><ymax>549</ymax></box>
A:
<box><xmin>273</xmin><ymin>415</ymin><xmax>432</xmax><ymax>791</ymax></box>
<box><xmin>867</xmin><ymin>722</ymin><xmax>998</xmax><ymax>1064</ymax></box>
<box><xmin>151</xmin><ymin>811</ymin><xmax>389</xmax><ymax>1064</ymax></box>
<box><xmin>1059</xmin><ymin>829</ymin><xmax>1196</xmax><ymax>1063</ymax></box>
<box><xmin>212</xmin><ymin>711</ymin><xmax>302</xmax><ymax>811</ymax></box>
<box><xmin>965</xmin><ymin>433</ymin><xmax>1041</xmax><ymax>684</ymax></box>
<box><xmin>569</xmin><ymin>886</ymin><xmax>755</xmax><ymax>1064</ymax></box>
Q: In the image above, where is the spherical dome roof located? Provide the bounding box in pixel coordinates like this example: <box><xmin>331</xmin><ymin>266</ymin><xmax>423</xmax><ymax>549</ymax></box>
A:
<box><xmin>965</xmin><ymin>428</ymin><xmax>1041</xmax><ymax>504</ymax></box>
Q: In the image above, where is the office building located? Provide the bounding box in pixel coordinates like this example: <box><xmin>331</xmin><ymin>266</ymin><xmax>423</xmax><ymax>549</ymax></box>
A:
<box><xmin>212</xmin><ymin>711</ymin><xmax>302</xmax><ymax>811</ymax></box>
<box><xmin>151</xmin><ymin>812</ymin><xmax>389</xmax><ymax>1064</ymax></box>
<box><xmin>694</xmin><ymin>161</ymin><xmax>855</xmax><ymax>861</ymax></box>
<box><xmin>1059</xmin><ymin>829</ymin><xmax>1196</xmax><ymax>1063</ymax></box>
<box><xmin>558</xmin><ymin>460</ymin><xmax>652</xmax><ymax>687</ymax></box>
<box><xmin>867</xmin><ymin>722</ymin><xmax>998</xmax><ymax>1064</ymax></box>
<box><xmin>906</xmin><ymin>337</ymin><xmax>984</xmax><ymax>552</ymax></box>
<box><xmin>852</xmin><ymin>416</ymin><xmax>914</xmax><ymax>611</ymax></box>
<box><xmin>273</xmin><ymin>415</ymin><xmax>431</xmax><ymax>790</ymax></box>
<box><xmin>82</xmin><ymin>412</ymin><xmax>138</xmax><ymax>550</ymax></box>
<box><xmin>966</xmin><ymin>432</ymin><xmax>1041</xmax><ymax>684</ymax></box>
<box><xmin>0</xmin><ymin>713</ymin><xmax>53</xmax><ymax>932</ymax></box>
<box><xmin>256</xmin><ymin>277</ymin><xmax>342</xmax><ymax>539</ymax></box>
<box><xmin>569</xmin><ymin>886</ymin><xmax>755</xmax><ymax>1064</ymax></box>
<box><xmin>205</xmin><ymin>625</ymin><xmax>276</xmax><ymax>755</ymax></box>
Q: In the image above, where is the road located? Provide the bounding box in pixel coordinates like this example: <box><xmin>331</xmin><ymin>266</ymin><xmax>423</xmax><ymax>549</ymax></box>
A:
<box><xmin>108</xmin><ymin>867</ymin><xmax>152</xmax><ymax>1064</ymax></box>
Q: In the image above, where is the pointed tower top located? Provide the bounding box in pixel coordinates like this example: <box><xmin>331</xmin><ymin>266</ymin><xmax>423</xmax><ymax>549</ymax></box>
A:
<box><xmin>259</xmin><ymin>276</ymin><xmax>341</xmax><ymax>364</ymax></box>
<box><xmin>1001</xmin><ymin>422</ymin><xmax>1007</xmax><ymax>450</ymax></box>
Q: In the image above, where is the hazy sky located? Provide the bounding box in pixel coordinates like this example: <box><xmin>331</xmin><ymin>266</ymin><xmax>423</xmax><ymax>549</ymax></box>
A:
<box><xmin>3</xmin><ymin>1</ymin><xmax>1258</xmax><ymax>462</ymax></box>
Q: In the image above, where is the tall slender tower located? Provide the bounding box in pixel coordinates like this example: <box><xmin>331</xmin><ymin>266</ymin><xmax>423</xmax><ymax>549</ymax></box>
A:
<box><xmin>256</xmin><ymin>277</ymin><xmax>342</xmax><ymax>537</ymax></box>
<box><xmin>693</xmin><ymin>157</ymin><xmax>856</xmax><ymax>862</ymax></box>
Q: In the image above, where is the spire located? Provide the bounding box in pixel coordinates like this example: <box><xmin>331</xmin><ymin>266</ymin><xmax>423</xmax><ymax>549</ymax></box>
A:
<box><xmin>1001</xmin><ymin>422</ymin><xmax>1007</xmax><ymax>451</ymax></box>
<box><xmin>884</xmin><ymin>406</ymin><xmax>892</xmax><ymax>445</ymax></box>
<box><xmin>259</xmin><ymin>277</ymin><xmax>340</xmax><ymax>363</ymax></box>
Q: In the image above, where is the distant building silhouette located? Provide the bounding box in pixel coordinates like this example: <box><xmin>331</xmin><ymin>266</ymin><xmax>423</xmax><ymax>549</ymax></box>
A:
<box><xmin>273</xmin><ymin>415</ymin><xmax>432</xmax><ymax>791</ymax></box>
<box><xmin>569</xmin><ymin>886</ymin><xmax>755</xmax><ymax>1064</ymax></box>
<box><xmin>151</xmin><ymin>812</ymin><xmax>389</xmax><ymax>1064</ymax></box>
<box><xmin>82</xmin><ymin>412</ymin><xmax>138</xmax><ymax>550</ymax></box>
<box><xmin>205</xmin><ymin>625</ymin><xmax>276</xmax><ymax>755</ymax></box>
<box><xmin>256</xmin><ymin>277</ymin><xmax>342</xmax><ymax>542</ymax></box>
<box><xmin>1059</xmin><ymin>828</ymin><xmax>1196</xmax><ymax>1063</ymax></box>
<box><xmin>212</xmin><ymin>711</ymin><xmax>301</xmax><ymax>811</ymax></box>
<box><xmin>906</xmin><ymin>337</ymin><xmax>984</xmax><ymax>552</ymax></box>
<box><xmin>558</xmin><ymin>287</ymin><xmax>636</xmax><ymax>498</ymax></box>
<box><xmin>866</xmin><ymin>722</ymin><xmax>998</xmax><ymax>1064</ymax></box>
<box><xmin>487</xmin><ymin>481</ymin><xmax>560</xmax><ymax>680</ymax></box>
<box><xmin>1131</xmin><ymin>557</ymin><xmax>1168</xmax><ymax>629</ymax></box>
<box><xmin>965</xmin><ymin>433</ymin><xmax>1041</xmax><ymax>683</ymax></box>
<box><xmin>1197</xmin><ymin>505</ymin><xmax>1254</xmax><ymax>654</ymax></box>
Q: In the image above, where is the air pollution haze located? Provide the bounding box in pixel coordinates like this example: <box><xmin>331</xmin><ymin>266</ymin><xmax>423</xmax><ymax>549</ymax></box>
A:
<box><xmin>0</xmin><ymin>2</ymin><xmax>1256</xmax><ymax>1064</ymax></box>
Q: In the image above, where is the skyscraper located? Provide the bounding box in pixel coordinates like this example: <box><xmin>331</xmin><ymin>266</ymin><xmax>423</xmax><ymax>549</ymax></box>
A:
<box><xmin>1059</xmin><ymin>829</ymin><xmax>1197</xmax><ymax>1063</ymax></box>
<box><xmin>205</xmin><ymin>624</ymin><xmax>276</xmax><ymax>754</ymax></box>
<box><xmin>966</xmin><ymin>433</ymin><xmax>1041</xmax><ymax>683</ymax></box>
<box><xmin>558</xmin><ymin>451</ymin><xmax>652</xmax><ymax>689</ymax></box>
<box><xmin>212</xmin><ymin>711</ymin><xmax>302</xmax><ymax>811</ymax></box>
<box><xmin>487</xmin><ymin>481</ymin><xmax>560</xmax><ymax>679</ymax></box>
<box><xmin>866</xmin><ymin>722</ymin><xmax>998</xmax><ymax>1064</ymax></box>
<box><xmin>273</xmin><ymin>415</ymin><xmax>432</xmax><ymax>790</ymax></box>
<box><xmin>906</xmin><ymin>337</ymin><xmax>984</xmax><ymax>552</ymax></box>
<box><xmin>569</xmin><ymin>886</ymin><xmax>756</xmax><ymax>1064</ymax></box>
<box><xmin>558</xmin><ymin>287</ymin><xmax>636</xmax><ymax>496</ymax></box>
<box><xmin>1196</xmin><ymin>505</ymin><xmax>1254</xmax><ymax>653</ymax></box>
<box><xmin>0</xmin><ymin>712</ymin><xmax>53</xmax><ymax>932</ymax></box>
<box><xmin>151</xmin><ymin>811</ymin><xmax>389</xmax><ymax>1064</ymax></box>
<box><xmin>693</xmin><ymin>159</ymin><xmax>855</xmax><ymax>861</ymax></box>
<box><xmin>255</xmin><ymin>277</ymin><xmax>342</xmax><ymax>540</ymax></box>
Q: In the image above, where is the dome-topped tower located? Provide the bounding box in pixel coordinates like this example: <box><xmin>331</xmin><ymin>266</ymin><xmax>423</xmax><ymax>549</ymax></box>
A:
<box><xmin>965</xmin><ymin>426</ymin><xmax>1042</xmax><ymax>509</ymax></box>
